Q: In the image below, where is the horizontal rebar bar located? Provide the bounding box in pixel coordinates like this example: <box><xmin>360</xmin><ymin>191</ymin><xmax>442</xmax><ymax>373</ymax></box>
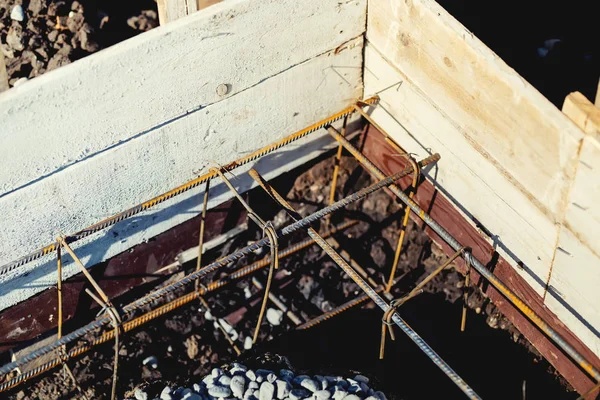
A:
<box><xmin>0</xmin><ymin>155</ymin><xmax>438</xmax><ymax>378</ymax></box>
<box><xmin>0</xmin><ymin>98</ymin><xmax>379</xmax><ymax>278</ymax></box>
<box><xmin>247</xmin><ymin>168</ymin><xmax>481</xmax><ymax>399</ymax></box>
<box><xmin>0</xmin><ymin>221</ymin><xmax>358</xmax><ymax>392</ymax></box>
<box><xmin>297</xmin><ymin>291</ymin><xmax>374</xmax><ymax>330</ymax></box>
<box><xmin>327</xmin><ymin>124</ymin><xmax>600</xmax><ymax>382</ymax></box>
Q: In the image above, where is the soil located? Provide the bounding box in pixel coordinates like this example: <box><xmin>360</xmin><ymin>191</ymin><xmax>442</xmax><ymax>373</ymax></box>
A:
<box><xmin>0</xmin><ymin>0</ymin><xmax>157</xmax><ymax>86</ymax></box>
<box><xmin>3</xmin><ymin>151</ymin><xmax>574</xmax><ymax>400</ymax></box>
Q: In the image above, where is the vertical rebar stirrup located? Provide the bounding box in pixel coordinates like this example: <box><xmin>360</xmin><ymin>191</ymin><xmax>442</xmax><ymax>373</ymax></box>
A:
<box><xmin>380</xmin><ymin>247</ymin><xmax>466</xmax><ymax>359</ymax></box>
<box><xmin>461</xmin><ymin>253</ymin><xmax>472</xmax><ymax>332</ymax></box>
<box><xmin>209</xmin><ymin>167</ymin><xmax>279</xmax><ymax>344</ymax></box>
<box><xmin>379</xmin><ymin>155</ymin><xmax>421</xmax><ymax>357</ymax></box>
<box><xmin>195</xmin><ymin>180</ymin><xmax>211</xmax><ymax>294</ymax></box>
<box><xmin>247</xmin><ymin>168</ymin><xmax>481</xmax><ymax>399</ymax></box>
<box><xmin>325</xmin><ymin>115</ymin><xmax>348</xmax><ymax>228</ymax></box>
<box><xmin>56</xmin><ymin>243</ymin><xmax>89</xmax><ymax>400</ymax></box>
<box><xmin>57</xmin><ymin>237</ymin><xmax>121</xmax><ymax>400</ymax></box>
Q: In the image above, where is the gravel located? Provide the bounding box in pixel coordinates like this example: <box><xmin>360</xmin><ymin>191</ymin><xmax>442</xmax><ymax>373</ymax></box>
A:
<box><xmin>126</xmin><ymin>364</ymin><xmax>387</xmax><ymax>400</ymax></box>
<box><xmin>266</xmin><ymin>308</ymin><xmax>283</xmax><ymax>326</ymax></box>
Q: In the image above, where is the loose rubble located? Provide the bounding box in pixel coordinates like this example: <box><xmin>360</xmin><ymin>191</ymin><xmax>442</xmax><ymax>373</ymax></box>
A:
<box><xmin>128</xmin><ymin>364</ymin><xmax>387</xmax><ymax>400</ymax></box>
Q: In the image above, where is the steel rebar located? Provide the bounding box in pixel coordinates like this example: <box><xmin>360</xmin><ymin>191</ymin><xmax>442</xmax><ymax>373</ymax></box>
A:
<box><xmin>327</xmin><ymin>124</ymin><xmax>600</xmax><ymax>382</ymax></box>
<box><xmin>0</xmin><ymin>157</ymin><xmax>436</xmax><ymax>378</ymax></box>
<box><xmin>0</xmin><ymin>97</ymin><xmax>379</xmax><ymax>278</ymax></box>
<box><xmin>0</xmin><ymin>221</ymin><xmax>358</xmax><ymax>392</ymax></box>
<box><xmin>248</xmin><ymin>168</ymin><xmax>481</xmax><ymax>400</ymax></box>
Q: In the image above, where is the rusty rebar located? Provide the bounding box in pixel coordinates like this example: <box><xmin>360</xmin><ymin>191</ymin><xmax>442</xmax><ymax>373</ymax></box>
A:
<box><xmin>0</xmin><ymin>98</ymin><xmax>380</xmax><ymax>278</ymax></box>
<box><xmin>195</xmin><ymin>180</ymin><xmax>211</xmax><ymax>293</ymax></box>
<box><xmin>1</xmin><ymin>157</ymin><xmax>435</xmax><ymax>379</ymax></box>
<box><xmin>380</xmin><ymin>248</ymin><xmax>465</xmax><ymax>359</ymax></box>
<box><xmin>327</xmin><ymin>123</ymin><xmax>600</xmax><ymax>382</ymax></box>
<box><xmin>248</xmin><ymin>168</ymin><xmax>480</xmax><ymax>399</ymax></box>
<box><xmin>0</xmin><ymin>221</ymin><xmax>357</xmax><ymax>393</ymax></box>
<box><xmin>325</xmin><ymin>115</ymin><xmax>348</xmax><ymax>227</ymax></box>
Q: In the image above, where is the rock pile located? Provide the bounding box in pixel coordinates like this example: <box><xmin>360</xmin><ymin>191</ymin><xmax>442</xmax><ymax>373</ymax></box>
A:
<box><xmin>129</xmin><ymin>364</ymin><xmax>387</xmax><ymax>400</ymax></box>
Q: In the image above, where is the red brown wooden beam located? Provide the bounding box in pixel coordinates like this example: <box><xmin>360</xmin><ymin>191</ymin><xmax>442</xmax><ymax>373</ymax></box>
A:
<box><xmin>360</xmin><ymin>125</ymin><xmax>600</xmax><ymax>395</ymax></box>
<box><xmin>0</xmin><ymin>199</ymin><xmax>245</xmax><ymax>356</ymax></box>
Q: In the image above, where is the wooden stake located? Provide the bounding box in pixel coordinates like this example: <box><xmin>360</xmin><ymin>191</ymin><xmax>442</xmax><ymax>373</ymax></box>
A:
<box><xmin>562</xmin><ymin>91</ymin><xmax>600</xmax><ymax>135</ymax></box>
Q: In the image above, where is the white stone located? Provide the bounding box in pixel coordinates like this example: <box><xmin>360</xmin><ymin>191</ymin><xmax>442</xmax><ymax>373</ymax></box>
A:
<box><xmin>10</xmin><ymin>5</ymin><xmax>24</xmax><ymax>21</ymax></box>
<box><xmin>244</xmin><ymin>336</ymin><xmax>253</xmax><ymax>350</ymax></box>
<box><xmin>300</xmin><ymin>379</ymin><xmax>319</xmax><ymax>393</ymax></box>
<box><xmin>246</xmin><ymin>369</ymin><xmax>257</xmax><ymax>381</ymax></box>
<box><xmin>315</xmin><ymin>390</ymin><xmax>331</xmax><ymax>400</ymax></box>
<box><xmin>218</xmin><ymin>375</ymin><xmax>232</xmax><ymax>386</ymax></box>
<box><xmin>219</xmin><ymin>318</ymin><xmax>234</xmax><ymax>333</ymax></box>
<box><xmin>134</xmin><ymin>388</ymin><xmax>148</xmax><ymax>400</ymax></box>
<box><xmin>208</xmin><ymin>386</ymin><xmax>232</xmax><ymax>398</ymax></box>
<box><xmin>243</xmin><ymin>388</ymin><xmax>255</xmax><ymax>400</ymax></box>
<box><xmin>275</xmin><ymin>380</ymin><xmax>290</xmax><ymax>399</ymax></box>
<box><xmin>259</xmin><ymin>381</ymin><xmax>275</xmax><ymax>400</ymax></box>
<box><xmin>160</xmin><ymin>386</ymin><xmax>172</xmax><ymax>400</ymax></box>
<box><xmin>266</xmin><ymin>308</ymin><xmax>283</xmax><ymax>326</ymax></box>
<box><xmin>142</xmin><ymin>356</ymin><xmax>158</xmax><ymax>368</ymax></box>
<box><xmin>231</xmin><ymin>375</ymin><xmax>246</xmax><ymax>398</ymax></box>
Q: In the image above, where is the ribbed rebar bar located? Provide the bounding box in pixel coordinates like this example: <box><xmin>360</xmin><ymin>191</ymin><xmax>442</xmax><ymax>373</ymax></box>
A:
<box><xmin>0</xmin><ymin>155</ymin><xmax>437</xmax><ymax>378</ymax></box>
<box><xmin>0</xmin><ymin>221</ymin><xmax>358</xmax><ymax>392</ymax></box>
<box><xmin>327</xmin><ymin>124</ymin><xmax>600</xmax><ymax>382</ymax></box>
<box><xmin>0</xmin><ymin>98</ymin><xmax>379</xmax><ymax>278</ymax></box>
<box><xmin>247</xmin><ymin>168</ymin><xmax>481</xmax><ymax>400</ymax></box>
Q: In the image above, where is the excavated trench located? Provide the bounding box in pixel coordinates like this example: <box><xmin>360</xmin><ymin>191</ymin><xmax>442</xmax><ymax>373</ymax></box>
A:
<box><xmin>4</xmin><ymin>150</ymin><xmax>573</xmax><ymax>400</ymax></box>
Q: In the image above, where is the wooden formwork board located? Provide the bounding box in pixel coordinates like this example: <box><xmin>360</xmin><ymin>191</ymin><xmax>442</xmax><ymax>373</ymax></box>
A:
<box><xmin>0</xmin><ymin>0</ymin><xmax>366</xmax><ymax>310</ymax></box>
<box><xmin>364</xmin><ymin>0</ymin><xmax>600</xmax><ymax>394</ymax></box>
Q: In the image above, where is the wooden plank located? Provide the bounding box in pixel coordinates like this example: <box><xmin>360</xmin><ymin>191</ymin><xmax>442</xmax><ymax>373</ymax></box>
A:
<box><xmin>157</xmin><ymin>0</ymin><xmax>199</xmax><ymax>24</ymax></box>
<box><xmin>0</xmin><ymin>0</ymin><xmax>365</xmax><ymax>310</ymax></box>
<box><xmin>198</xmin><ymin>0</ymin><xmax>223</xmax><ymax>11</ymax></box>
<box><xmin>0</xmin><ymin>52</ymin><xmax>8</xmax><ymax>92</ymax></box>
<box><xmin>596</xmin><ymin>79</ymin><xmax>600</xmax><ymax>108</ymax></box>
<box><xmin>546</xmin><ymin>130</ymin><xmax>600</xmax><ymax>359</ymax></box>
<box><xmin>0</xmin><ymin>36</ymin><xmax>364</xmax><ymax>311</ymax></box>
<box><xmin>366</xmin><ymin>0</ymin><xmax>583</xmax><ymax>219</ymax></box>
<box><xmin>361</xmin><ymin>125</ymin><xmax>600</xmax><ymax>396</ymax></box>
<box><xmin>562</xmin><ymin>92</ymin><xmax>600</xmax><ymax>135</ymax></box>
<box><xmin>0</xmin><ymin>0</ymin><xmax>366</xmax><ymax>196</ymax></box>
<box><xmin>363</xmin><ymin>44</ymin><xmax>555</xmax><ymax>298</ymax></box>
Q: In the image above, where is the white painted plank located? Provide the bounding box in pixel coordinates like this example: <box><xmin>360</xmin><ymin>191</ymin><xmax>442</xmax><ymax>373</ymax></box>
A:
<box><xmin>0</xmin><ymin>37</ymin><xmax>363</xmax><ymax>310</ymax></box>
<box><xmin>366</xmin><ymin>0</ymin><xmax>583</xmax><ymax>219</ymax></box>
<box><xmin>363</xmin><ymin>44</ymin><xmax>554</xmax><ymax>296</ymax></box>
<box><xmin>0</xmin><ymin>0</ymin><xmax>366</xmax><ymax>196</ymax></box>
